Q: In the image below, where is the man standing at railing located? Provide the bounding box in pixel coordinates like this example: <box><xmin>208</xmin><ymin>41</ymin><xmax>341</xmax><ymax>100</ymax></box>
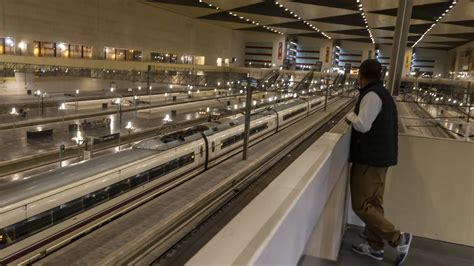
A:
<box><xmin>345</xmin><ymin>59</ymin><xmax>412</xmax><ymax>265</ymax></box>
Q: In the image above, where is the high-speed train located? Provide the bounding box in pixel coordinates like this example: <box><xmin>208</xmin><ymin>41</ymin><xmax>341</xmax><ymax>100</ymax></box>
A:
<box><xmin>0</xmin><ymin>95</ymin><xmax>331</xmax><ymax>264</ymax></box>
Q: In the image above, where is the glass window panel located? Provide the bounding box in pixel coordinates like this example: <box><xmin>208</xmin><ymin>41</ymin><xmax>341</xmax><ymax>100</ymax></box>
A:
<box><xmin>134</xmin><ymin>50</ymin><xmax>142</xmax><ymax>61</ymax></box>
<box><xmin>2</xmin><ymin>37</ymin><xmax>15</xmax><ymax>55</ymax></box>
<box><xmin>130</xmin><ymin>172</ymin><xmax>148</xmax><ymax>188</ymax></box>
<box><xmin>56</xmin><ymin>43</ymin><xmax>69</xmax><ymax>58</ymax></box>
<box><xmin>40</xmin><ymin>42</ymin><xmax>55</xmax><ymax>57</ymax></box>
<box><xmin>15</xmin><ymin>211</ymin><xmax>53</xmax><ymax>240</ymax></box>
<box><xmin>108</xmin><ymin>179</ymin><xmax>130</xmax><ymax>198</ymax></box>
<box><xmin>69</xmin><ymin>44</ymin><xmax>82</xmax><ymax>58</ymax></box>
<box><xmin>52</xmin><ymin>198</ymin><xmax>83</xmax><ymax>223</ymax></box>
<box><xmin>83</xmin><ymin>46</ymin><xmax>93</xmax><ymax>59</ymax></box>
<box><xmin>105</xmin><ymin>47</ymin><xmax>116</xmax><ymax>60</ymax></box>
<box><xmin>83</xmin><ymin>188</ymin><xmax>109</xmax><ymax>210</ymax></box>
<box><xmin>116</xmin><ymin>49</ymin><xmax>126</xmax><ymax>61</ymax></box>
<box><xmin>33</xmin><ymin>41</ymin><xmax>40</xmax><ymax>56</ymax></box>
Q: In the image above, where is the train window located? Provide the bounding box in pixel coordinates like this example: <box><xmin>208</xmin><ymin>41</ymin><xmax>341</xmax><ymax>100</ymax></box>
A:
<box><xmin>170</xmin><ymin>159</ymin><xmax>179</xmax><ymax>169</ymax></box>
<box><xmin>149</xmin><ymin>165</ymin><xmax>164</xmax><ymax>180</ymax></box>
<box><xmin>249</xmin><ymin>123</ymin><xmax>269</xmax><ymax>135</ymax></box>
<box><xmin>200</xmin><ymin>146</ymin><xmax>203</xmax><ymax>157</ymax></box>
<box><xmin>130</xmin><ymin>172</ymin><xmax>148</xmax><ymax>188</ymax></box>
<box><xmin>178</xmin><ymin>152</ymin><xmax>195</xmax><ymax>167</ymax></box>
<box><xmin>9</xmin><ymin>221</ymin><xmax>27</xmax><ymax>241</ymax></box>
<box><xmin>108</xmin><ymin>179</ymin><xmax>130</xmax><ymax>199</ymax></box>
<box><xmin>52</xmin><ymin>198</ymin><xmax>84</xmax><ymax>223</ymax></box>
<box><xmin>15</xmin><ymin>211</ymin><xmax>53</xmax><ymax>240</ymax></box>
<box><xmin>83</xmin><ymin>188</ymin><xmax>109</xmax><ymax>210</ymax></box>
<box><xmin>221</xmin><ymin>124</ymin><xmax>268</xmax><ymax>149</ymax></box>
<box><xmin>282</xmin><ymin>107</ymin><xmax>307</xmax><ymax>121</ymax></box>
<box><xmin>164</xmin><ymin>159</ymin><xmax>178</xmax><ymax>174</ymax></box>
<box><xmin>211</xmin><ymin>141</ymin><xmax>215</xmax><ymax>152</ymax></box>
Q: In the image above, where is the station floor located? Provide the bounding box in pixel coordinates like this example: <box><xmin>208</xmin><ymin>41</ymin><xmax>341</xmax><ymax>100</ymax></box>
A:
<box><xmin>397</xmin><ymin>101</ymin><xmax>472</xmax><ymax>140</ymax></box>
<box><xmin>0</xmin><ymin>89</ymin><xmax>225</xmax><ymax>128</ymax></box>
<box><xmin>299</xmin><ymin>226</ymin><xmax>474</xmax><ymax>266</ymax></box>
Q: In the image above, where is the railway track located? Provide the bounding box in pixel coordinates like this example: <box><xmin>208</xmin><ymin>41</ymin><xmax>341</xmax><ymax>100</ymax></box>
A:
<box><xmin>0</xmin><ymin>96</ymin><xmax>267</xmax><ymax>177</ymax></box>
<box><xmin>35</xmin><ymin>97</ymin><xmax>354</xmax><ymax>265</ymax></box>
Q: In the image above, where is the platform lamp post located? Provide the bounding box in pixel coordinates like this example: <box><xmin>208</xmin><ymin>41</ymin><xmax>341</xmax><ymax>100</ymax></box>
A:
<box><xmin>134</xmin><ymin>95</ymin><xmax>139</xmax><ymax>118</ymax></box>
<box><xmin>75</xmin><ymin>89</ymin><xmax>79</xmax><ymax>112</ymax></box>
<box><xmin>35</xmin><ymin>89</ymin><xmax>41</xmax><ymax>116</ymax></box>
<box><xmin>58</xmin><ymin>103</ymin><xmax>66</xmax><ymax>126</ymax></box>
<box><xmin>125</xmin><ymin>121</ymin><xmax>134</xmax><ymax>147</ymax></box>
<box><xmin>41</xmin><ymin>92</ymin><xmax>46</xmax><ymax>117</ymax></box>
<box><xmin>163</xmin><ymin>114</ymin><xmax>173</xmax><ymax>123</ymax></box>
<box><xmin>149</xmin><ymin>85</ymin><xmax>152</xmax><ymax>117</ymax></box>
<box><xmin>110</xmin><ymin>87</ymin><xmax>123</xmax><ymax>127</ymax></box>
<box><xmin>118</xmin><ymin>97</ymin><xmax>123</xmax><ymax>128</ymax></box>
<box><xmin>59</xmin><ymin>144</ymin><xmax>65</xmax><ymax>167</ymax></box>
<box><xmin>467</xmin><ymin>81</ymin><xmax>472</xmax><ymax>123</ymax></box>
<box><xmin>72</xmin><ymin>131</ymin><xmax>84</xmax><ymax>160</ymax></box>
<box><xmin>242</xmin><ymin>78</ymin><xmax>255</xmax><ymax>160</ymax></box>
<box><xmin>9</xmin><ymin>107</ymin><xmax>19</xmax><ymax>129</ymax></box>
<box><xmin>168</xmin><ymin>84</ymin><xmax>173</xmax><ymax>103</ymax></box>
<box><xmin>206</xmin><ymin>106</ymin><xmax>211</xmax><ymax>122</ymax></box>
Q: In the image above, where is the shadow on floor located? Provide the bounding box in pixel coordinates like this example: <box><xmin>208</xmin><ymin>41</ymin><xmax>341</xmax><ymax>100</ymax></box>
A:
<box><xmin>299</xmin><ymin>225</ymin><xmax>474</xmax><ymax>266</ymax></box>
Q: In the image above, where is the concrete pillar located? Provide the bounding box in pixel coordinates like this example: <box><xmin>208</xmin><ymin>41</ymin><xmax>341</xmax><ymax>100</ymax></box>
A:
<box><xmin>387</xmin><ymin>0</ymin><xmax>413</xmax><ymax>96</ymax></box>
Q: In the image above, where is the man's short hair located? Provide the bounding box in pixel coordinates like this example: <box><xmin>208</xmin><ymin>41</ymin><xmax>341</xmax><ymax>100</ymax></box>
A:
<box><xmin>359</xmin><ymin>59</ymin><xmax>382</xmax><ymax>81</ymax></box>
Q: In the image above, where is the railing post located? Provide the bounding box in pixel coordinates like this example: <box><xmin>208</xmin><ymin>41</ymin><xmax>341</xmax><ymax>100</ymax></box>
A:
<box><xmin>242</xmin><ymin>80</ymin><xmax>253</xmax><ymax>160</ymax></box>
<box><xmin>467</xmin><ymin>81</ymin><xmax>471</xmax><ymax>123</ymax></box>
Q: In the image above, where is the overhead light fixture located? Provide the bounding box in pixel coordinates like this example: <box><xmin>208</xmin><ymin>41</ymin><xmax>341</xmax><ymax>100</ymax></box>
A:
<box><xmin>199</xmin><ymin>0</ymin><xmax>284</xmax><ymax>35</ymax></box>
<box><xmin>273</xmin><ymin>1</ymin><xmax>331</xmax><ymax>39</ymax></box>
<box><xmin>357</xmin><ymin>1</ymin><xmax>374</xmax><ymax>44</ymax></box>
<box><xmin>412</xmin><ymin>0</ymin><xmax>457</xmax><ymax>47</ymax></box>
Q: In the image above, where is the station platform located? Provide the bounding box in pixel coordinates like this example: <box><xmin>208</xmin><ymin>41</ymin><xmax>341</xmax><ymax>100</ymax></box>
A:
<box><xmin>397</xmin><ymin>101</ymin><xmax>473</xmax><ymax>141</ymax></box>
<box><xmin>0</xmin><ymin>94</ymin><xmax>244</xmax><ymax>162</ymax></box>
<box><xmin>0</xmin><ymin>88</ymin><xmax>233</xmax><ymax>130</ymax></box>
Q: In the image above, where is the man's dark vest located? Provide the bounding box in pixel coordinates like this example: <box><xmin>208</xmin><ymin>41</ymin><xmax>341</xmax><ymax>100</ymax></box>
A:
<box><xmin>350</xmin><ymin>81</ymin><xmax>398</xmax><ymax>167</ymax></box>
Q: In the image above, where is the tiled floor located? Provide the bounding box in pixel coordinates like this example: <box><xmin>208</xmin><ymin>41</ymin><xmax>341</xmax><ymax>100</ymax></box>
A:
<box><xmin>299</xmin><ymin>226</ymin><xmax>474</xmax><ymax>266</ymax></box>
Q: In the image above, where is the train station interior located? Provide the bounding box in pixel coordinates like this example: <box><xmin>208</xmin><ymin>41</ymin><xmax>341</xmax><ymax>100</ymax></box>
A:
<box><xmin>0</xmin><ymin>0</ymin><xmax>473</xmax><ymax>265</ymax></box>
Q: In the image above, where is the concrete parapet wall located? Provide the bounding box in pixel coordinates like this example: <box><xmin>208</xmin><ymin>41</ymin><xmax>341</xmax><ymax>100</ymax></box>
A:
<box><xmin>384</xmin><ymin>135</ymin><xmax>474</xmax><ymax>246</ymax></box>
<box><xmin>187</xmin><ymin>129</ymin><xmax>351</xmax><ymax>265</ymax></box>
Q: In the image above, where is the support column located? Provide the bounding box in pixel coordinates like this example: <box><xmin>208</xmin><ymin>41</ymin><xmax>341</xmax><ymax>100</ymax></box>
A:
<box><xmin>387</xmin><ymin>0</ymin><xmax>413</xmax><ymax>96</ymax></box>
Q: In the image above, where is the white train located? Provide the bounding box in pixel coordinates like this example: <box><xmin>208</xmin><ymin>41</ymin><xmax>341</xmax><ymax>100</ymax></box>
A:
<box><xmin>0</xmin><ymin>96</ymin><xmax>328</xmax><ymax>265</ymax></box>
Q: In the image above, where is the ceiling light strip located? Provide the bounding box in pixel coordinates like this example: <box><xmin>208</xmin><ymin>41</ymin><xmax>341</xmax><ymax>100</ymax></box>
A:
<box><xmin>412</xmin><ymin>0</ymin><xmax>457</xmax><ymax>47</ymax></box>
<box><xmin>198</xmin><ymin>0</ymin><xmax>284</xmax><ymax>35</ymax></box>
<box><xmin>357</xmin><ymin>0</ymin><xmax>374</xmax><ymax>44</ymax></box>
<box><xmin>274</xmin><ymin>1</ymin><xmax>332</xmax><ymax>39</ymax></box>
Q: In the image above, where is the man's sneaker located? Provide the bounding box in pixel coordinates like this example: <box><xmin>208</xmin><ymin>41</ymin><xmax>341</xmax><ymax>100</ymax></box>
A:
<box><xmin>396</xmin><ymin>232</ymin><xmax>412</xmax><ymax>265</ymax></box>
<box><xmin>351</xmin><ymin>243</ymin><xmax>384</xmax><ymax>261</ymax></box>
